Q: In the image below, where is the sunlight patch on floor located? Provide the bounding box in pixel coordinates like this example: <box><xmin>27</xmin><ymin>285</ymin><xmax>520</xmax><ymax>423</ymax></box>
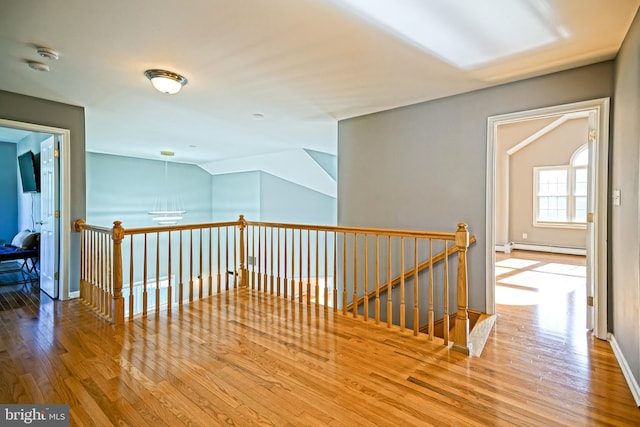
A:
<box><xmin>533</xmin><ymin>263</ymin><xmax>586</xmax><ymax>277</ymax></box>
<box><xmin>495</xmin><ymin>258</ymin><xmax>539</xmax><ymax>269</ymax></box>
<box><xmin>495</xmin><ymin>266</ymin><xmax>514</xmax><ymax>276</ymax></box>
<box><xmin>496</xmin><ymin>269</ymin><xmax>583</xmax><ymax>306</ymax></box>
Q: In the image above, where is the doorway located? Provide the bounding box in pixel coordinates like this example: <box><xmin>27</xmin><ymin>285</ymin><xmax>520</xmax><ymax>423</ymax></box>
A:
<box><xmin>486</xmin><ymin>98</ymin><xmax>609</xmax><ymax>339</ymax></box>
<box><xmin>0</xmin><ymin>119</ymin><xmax>71</xmax><ymax>300</ymax></box>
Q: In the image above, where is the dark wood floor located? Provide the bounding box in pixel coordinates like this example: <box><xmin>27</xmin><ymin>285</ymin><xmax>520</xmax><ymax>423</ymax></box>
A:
<box><xmin>0</xmin><ymin>251</ymin><xmax>638</xmax><ymax>426</ymax></box>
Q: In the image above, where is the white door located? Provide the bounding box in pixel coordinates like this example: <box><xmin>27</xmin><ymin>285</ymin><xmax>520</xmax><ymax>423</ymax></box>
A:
<box><xmin>585</xmin><ymin>112</ymin><xmax>597</xmax><ymax>330</ymax></box>
<box><xmin>40</xmin><ymin>136</ymin><xmax>59</xmax><ymax>299</ymax></box>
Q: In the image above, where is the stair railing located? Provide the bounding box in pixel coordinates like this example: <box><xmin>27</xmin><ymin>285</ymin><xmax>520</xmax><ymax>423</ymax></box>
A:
<box><xmin>74</xmin><ymin>216</ymin><xmax>471</xmax><ymax>353</ymax></box>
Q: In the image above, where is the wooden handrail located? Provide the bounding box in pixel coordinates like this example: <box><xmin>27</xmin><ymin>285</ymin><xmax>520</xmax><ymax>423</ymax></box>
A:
<box><xmin>345</xmin><ymin>235</ymin><xmax>476</xmax><ymax>311</ymax></box>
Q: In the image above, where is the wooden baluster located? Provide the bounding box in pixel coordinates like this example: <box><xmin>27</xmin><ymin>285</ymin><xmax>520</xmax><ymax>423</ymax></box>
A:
<box><xmin>353</xmin><ymin>233</ymin><xmax>357</xmax><ymax>319</ymax></box>
<box><xmin>277</xmin><ymin>228</ymin><xmax>281</xmax><ymax>297</ymax></box>
<box><xmin>199</xmin><ymin>228</ymin><xmax>203</xmax><ymax>298</ymax></box>
<box><xmin>299</xmin><ymin>229</ymin><xmax>303</xmax><ymax>303</ymax></box>
<box><xmin>291</xmin><ymin>229</ymin><xmax>296</xmax><ymax>299</ymax></box>
<box><xmin>307</xmin><ymin>229</ymin><xmax>311</xmax><ymax>305</ymax></box>
<box><xmin>156</xmin><ymin>232</ymin><xmax>161</xmax><ymax>314</ymax></box>
<box><xmin>251</xmin><ymin>225</ymin><xmax>256</xmax><ymax>289</ymax></box>
<box><xmin>225</xmin><ymin>227</ymin><xmax>229</xmax><ymax>290</ymax></box>
<box><xmin>342</xmin><ymin>232</ymin><xmax>347</xmax><ymax>315</ymax></box>
<box><xmin>237</xmin><ymin>216</ymin><xmax>249</xmax><ymax>288</ymax></box>
<box><xmin>179</xmin><ymin>230</ymin><xmax>184</xmax><ymax>303</ymax></box>
<box><xmin>413</xmin><ymin>237</ymin><xmax>419</xmax><ymax>336</ymax></box>
<box><xmin>428</xmin><ymin>239</ymin><xmax>434</xmax><ymax>341</ymax></box>
<box><xmin>129</xmin><ymin>235</ymin><xmax>134</xmax><ymax>319</ymax></box>
<box><xmin>443</xmin><ymin>240</ymin><xmax>449</xmax><ymax>345</ymax></box>
<box><xmin>375</xmin><ymin>235</ymin><xmax>380</xmax><ymax>325</ymax></box>
<box><xmin>167</xmin><ymin>232</ymin><xmax>172</xmax><ymax>313</ymax></box>
<box><xmin>283</xmin><ymin>228</ymin><xmax>288</xmax><ymax>299</ymax></box>
<box><xmin>233</xmin><ymin>222</ymin><xmax>238</xmax><ymax>287</ymax></box>
<box><xmin>257</xmin><ymin>225</ymin><xmax>262</xmax><ymax>290</ymax></box>
<box><xmin>270</xmin><ymin>227</ymin><xmax>274</xmax><ymax>294</ymax></box>
<box><xmin>322</xmin><ymin>230</ymin><xmax>326</xmax><ymax>308</ymax></box>
<box><xmin>264</xmin><ymin>226</ymin><xmax>268</xmax><ymax>292</ymax></box>
<box><xmin>106</xmin><ymin>233</ymin><xmax>112</xmax><ymax>318</ymax></box>
<box><xmin>217</xmin><ymin>227</ymin><xmax>221</xmax><ymax>293</ymax></box>
<box><xmin>99</xmin><ymin>233</ymin><xmax>105</xmax><ymax>314</ymax></box>
<box><xmin>208</xmin><ymin>228</ymin><xmax>213</xmax><ymax>296</ymax></box>
<box><xmin>363</xmin><ymin>234</ymin><xmax>368</xmax><ymax>321</ymax></box>
<box><xmin>143</xmin><ymin>233</ymin><xmax>148</xmax><ymax>317</ymax></box>
<box><xmin>333</xmin><ymin>231</ymin><xmax>337</xmax><ymax>311</ymax></box>
<box><xmin>111</xmin><ymin>221</ymin><xmax>125</xmax><ymax>325</ymax></box>
<box><xmin>453</xmin><ymin>223</ymin><xmax>470</xmax><ymax>354</ymax></box>
<box><xmin>400</xmin><ymin>237</ymin><xmax>405</xmax><ymax>331</ymax></box>
<box><xmin>189</xmin><ymin>229</ymin><xmax>194</xmax><ymax>301</ymax></box>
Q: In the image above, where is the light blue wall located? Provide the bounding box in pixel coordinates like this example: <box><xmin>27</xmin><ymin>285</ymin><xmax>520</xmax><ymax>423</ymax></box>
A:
<box><xmin>0</xmin><ymin>141</ymin><xmax>17</xmax><ymax>243</ymax></box>
<box><xmin>260</xmin><ymin>171</ymin><xmax>336</xmax><ymax>225</ymax></box>
<box><xmin>211</xmin><ymin>171</ymin><xmax>260</xmax><ymax>222</ymax></box>
<box><xmin>86</xmin><ymin>153</ymin><xmax>213</xmax><ymax>228</ymax></box>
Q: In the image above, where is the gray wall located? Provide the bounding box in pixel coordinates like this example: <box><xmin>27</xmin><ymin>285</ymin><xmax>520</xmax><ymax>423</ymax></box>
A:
<box><xmin>0</xmin><ymin>90</ymin><xmax>85</xmax><ymax>293</ymax></box>
<box><xmin>86</xmin><ymin>153</ymin><xmax>213</xmax><ymax>227</ymax></box>
<box><xmin>338</xmin><ymin>61</ymin><xmax>613</xmax><ymax>312</ymax></box>
<box><xmin>0</xmin><ymin>141</ymin><xmax>17</xmax><ymax>243</ymax></box>
<box><xmin>612</xmin><ymin>8</ymin><xmax>640</xmax><ymax>394</ymax></box>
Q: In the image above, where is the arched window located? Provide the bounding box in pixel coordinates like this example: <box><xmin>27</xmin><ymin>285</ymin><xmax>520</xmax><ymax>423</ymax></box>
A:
<box><xmin>534</xmin><ymin>145</ymin><xmax>588</xmax><ymax>226</ymax></box>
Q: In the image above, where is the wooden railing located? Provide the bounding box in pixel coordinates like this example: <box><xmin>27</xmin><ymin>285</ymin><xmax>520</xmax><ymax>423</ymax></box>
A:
<box><xmin>74</xmin><ymin>215</ymin><xmax>472</xmax><ymax>353</ymax></box>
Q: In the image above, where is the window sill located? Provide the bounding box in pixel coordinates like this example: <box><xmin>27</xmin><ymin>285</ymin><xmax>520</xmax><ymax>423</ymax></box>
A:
<box><xmin>533</xmin><ymin>222</ymin><xmax>587</xmax><ymax>230</ymax></box>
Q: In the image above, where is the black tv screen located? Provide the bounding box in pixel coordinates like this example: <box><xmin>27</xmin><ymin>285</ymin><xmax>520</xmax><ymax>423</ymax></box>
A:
<box><xmin>18</xmin><ymin>151</ymin><xmax>40</xmax><ymax>193</ymax></box>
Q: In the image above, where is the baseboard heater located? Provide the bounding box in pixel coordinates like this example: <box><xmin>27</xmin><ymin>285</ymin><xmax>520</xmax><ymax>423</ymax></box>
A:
<box><xmin>496</xmin><ymin>242</ymin><xmax>586</xmax><ymax>256</ymax></box>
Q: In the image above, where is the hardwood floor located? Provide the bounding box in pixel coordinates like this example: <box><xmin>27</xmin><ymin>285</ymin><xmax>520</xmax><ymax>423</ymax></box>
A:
<box><xmin>0</xmin><ymin>250</ymin><xmax>638</xmax><ymax>426</ymax></box>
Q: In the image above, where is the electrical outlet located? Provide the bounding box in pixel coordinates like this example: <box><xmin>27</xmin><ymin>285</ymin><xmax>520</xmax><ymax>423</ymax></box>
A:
<box><xmin>522</xmin><ymin>233</ymin><xmax>528</xmax><ymax>240</ymax></box>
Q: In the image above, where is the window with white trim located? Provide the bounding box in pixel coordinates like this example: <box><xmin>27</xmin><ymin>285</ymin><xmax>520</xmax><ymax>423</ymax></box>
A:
<box><xmin>534</xmin><ymin>145</ymin><xmax>588</xmax><ymax>227</ymax></box>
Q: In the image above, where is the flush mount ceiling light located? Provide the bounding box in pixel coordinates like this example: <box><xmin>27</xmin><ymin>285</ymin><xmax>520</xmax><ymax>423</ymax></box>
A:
<box><xmin>36</xmin><ymin>46</ymin><xmax>59</xmax><ymax>60</ymax></box>
<box><xmin>144</xmin><ymin>69</ymin><xmax>188</xmax><ymax>94</ymax></box>
<box><xmin>27</xmin><ymin>60</ymin><xmax>49</xmax><ymax>72</ymax></box>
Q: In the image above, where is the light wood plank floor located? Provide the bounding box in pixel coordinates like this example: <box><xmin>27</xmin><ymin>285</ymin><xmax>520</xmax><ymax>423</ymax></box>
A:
<box><xmin>0</xmin><ymin>251</ymin><xmax>638</xmax><ymax>426</ymax></box>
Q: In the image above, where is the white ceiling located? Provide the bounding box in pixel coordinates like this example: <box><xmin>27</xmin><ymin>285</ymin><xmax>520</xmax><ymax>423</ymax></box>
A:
<box><xmin>0</xmin><ymin>0</ymin><xmax>638</xmax><ymax>166</ymax></box>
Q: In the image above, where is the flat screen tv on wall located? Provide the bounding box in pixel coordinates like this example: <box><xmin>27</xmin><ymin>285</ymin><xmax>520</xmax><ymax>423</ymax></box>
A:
<box><xmin>18</xmin><ymin>150</ymin><xmax>40</xmax><ymax>193</ymax></box>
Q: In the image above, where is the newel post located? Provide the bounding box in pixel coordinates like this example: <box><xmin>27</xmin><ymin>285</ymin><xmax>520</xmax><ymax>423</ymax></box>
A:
<box><xmin>112</xmin><ymin>221</ymin><xmax>125</xmax><ymax>326</ymax></box>
<box><xmin>453</xmin><ymin>223</ymin><xmax>470</xmax><ymax>354</ymax></box>
<box><xmin>238</xmin><ymin>215</ymin><xmax>249</xmax><ymax>288</ymax></box>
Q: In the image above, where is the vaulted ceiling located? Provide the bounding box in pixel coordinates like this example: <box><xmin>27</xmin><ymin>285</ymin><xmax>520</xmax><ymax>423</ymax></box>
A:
<box><xmin>0</xmin><ymin>0</ymin><xmax>638</xmax><ymax>170</ymax></box>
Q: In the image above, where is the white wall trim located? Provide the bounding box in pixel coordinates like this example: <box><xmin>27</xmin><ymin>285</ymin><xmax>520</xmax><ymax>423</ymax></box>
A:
<box><xmin>486</xmin><ymin>98</ymin><xmax>609</xmax><ymax>338</ymax></box>
<box><xmin>495</xmin><ymin>243</ymin><xmax>586</xmax><ymax>256</ymax></box>
<box><xmin>0</xmin><ymin>119</ymin><xmax>71</xmax><ymax>301</ymax></box>
<box><xmin>609</xmin><ymin>333</ymin><xmax>640</xmax><ymax>406</ymax></box>
<box><xmin>69</xmin><ymin>291</ymin><xmax>80</xmax><ymax>299</ymax></box>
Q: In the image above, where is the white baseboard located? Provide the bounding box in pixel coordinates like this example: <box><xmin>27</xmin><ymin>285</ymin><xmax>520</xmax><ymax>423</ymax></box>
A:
<box><xmin>609</xmin><ymin>333</ymin><xmax>640</xmax><ymax>406</ymax></box>
<box><xmin>69</xmin><ymin>291</ymin><xmax>80</xmax><ymax>299</ymax></box>
<box><xmin>495</xmin><ymin>243</ymin><xmax>586</xmax><ymax>256</ymax></box>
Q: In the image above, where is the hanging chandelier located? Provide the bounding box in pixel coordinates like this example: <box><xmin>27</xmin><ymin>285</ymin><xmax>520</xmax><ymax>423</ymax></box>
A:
<box><xmin>148</xmin><ymin>151</ymin><xmax>186</xmax><ymax>225</ymax></box>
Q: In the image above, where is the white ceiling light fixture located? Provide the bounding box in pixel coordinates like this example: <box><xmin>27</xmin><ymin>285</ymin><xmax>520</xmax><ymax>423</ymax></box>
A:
<box><xmin>27</xmin><ymin>61</ymin><xmax>49</xmax><ymax>72</ymax></box>
<box><xmin>36</xmin><ymin>46</ymin><xmax>59</xmax><ymax>60</ymax></box>
<box><xmin>144</xmin><ymin>69</ymin><xmax>188</xmax><ymax>94</ymax></box>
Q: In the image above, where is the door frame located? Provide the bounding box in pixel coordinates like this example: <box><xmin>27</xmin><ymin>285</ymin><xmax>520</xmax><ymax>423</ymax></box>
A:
<box><xmin>485</xmin><ymin>98</ymin><xmax>610</xmax><ymax>339</ymax></box>
<box><xmin>0</xmin><ymin>118</ymin><xmax>71</xmax><ymax>300</ymax></box>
